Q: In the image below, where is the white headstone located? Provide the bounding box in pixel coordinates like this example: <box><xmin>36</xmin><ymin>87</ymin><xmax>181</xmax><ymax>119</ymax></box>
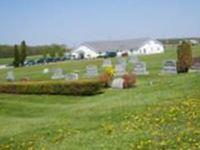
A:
<box><xmin>111</xmin><ymin>78</ymin><xmax>124</xmax><ymax>89</ymax></box>
<box><xmin>102</xmin><ymin>59</ymin><xmax>112</xmax><ymax>67</ymax></box>
<box><xmin>162</xmin><ymin>60</ymin><xmax>177</xmax><ymax>74</ymax></box>
<box><xmin>51</xmin><ymin>68</ymin><xmax>65</xmax><ymax>80</ymax></box>
<box><xmin>6</xmin><ymin>71</ymin><xmax>15</xmax><ymax>81</ymax></box>
<box><xmin>133</xmin><ymin>61</ymin><xmax>149</xmax><ymax>75</ymax></box>
<box><xmin>115</xmin><ymin>64</ymin><xmax>126</xmax><ymax>76</ymax></box>
<box><xmin>43</xmin><ymin>68</ymin><xmax>49</xmax><ymax>74</ymax></box>
<box><xmin>86</xmin><ymin>65</ymin><xmax>98</xmax><ymax>77</ymax></box>
<box><xmin>65</xmin><ymin>73</ymin><xmax>79</xmax><ymax>80</ymax></box>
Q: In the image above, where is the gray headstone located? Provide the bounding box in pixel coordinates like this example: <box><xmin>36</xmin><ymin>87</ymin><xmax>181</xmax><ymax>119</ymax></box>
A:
<box><xmin>51</xmin><ymin>68</ymin><xmax>65</xmax><ymax>80</ymax></box>
<box><xmin>117</xmin><ymin>58</ymin><xmax>127</xmax><ymax>67</ymax></box>
<box><xmin>111</xmin><ymin>78</ymin><xmax>124</xmax><ymax>89</ymax></box>
<box><xmin>6</xmin><ymin>71</ymin><xmax>15</xmax><ymax>82</ymax></box>
<box><xmin>86</xmin><ymin>65</ymin><xmax>98</xmax><ymax>77</ymax></box>
<box><xmin>129</xmin><ymin>55</ymin><xmax>139</xmax><ymax>64</ymax></box>
<box><xmin>162</xmin><ymin>60</ymin><xmax>177</xmax><ymax>74</ymax></box>
<box><xmin>65</xmin><ymin>73</ymin><xmax>79</xmax><ymax>80</ymax></box>
<box><xmin>133</xmin><ymin>61</ymin><xmax>149</xmax><ymax>75</ymax></box>
<box><xmin>102</xmin><ymin>59</ymin><xmax>112</xmax><ymax>67</ymax></box>
<box><xmin>115</xmin><ymin>64</ymin><xmax>126</xmax><ymax>76</ymax></box>
<box><xmin>190</xmin><ymin>61</ymin><xmax>200</xmax><ymax>72</ymax></box>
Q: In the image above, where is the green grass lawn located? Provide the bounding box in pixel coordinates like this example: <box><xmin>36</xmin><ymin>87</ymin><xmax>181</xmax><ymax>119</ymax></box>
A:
<box><xmin>0</xmin><ymin>46</ymin><xmax>200</xmax><ymax>149</ymax></box>
<box><xmin>0</xmin><ymin>55</ymin><xmax>41</xmax><ymax>66</ymax></box>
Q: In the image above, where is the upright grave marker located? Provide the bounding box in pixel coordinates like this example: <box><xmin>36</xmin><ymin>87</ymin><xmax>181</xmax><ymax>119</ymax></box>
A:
<box><xmin>6</xmin><ymin>70</ymin><xmax>15</xmax><ymax>82</ymax></box>
<box><xmin>162</xmin><ymin>60</ymin><xmax>177</xmax><ymax>74</ymax></box>
<box><xmin>102</xmin><ymin>59</ymin><xmax>112</xmax><ymax>67</ymax></box>
<box><xmin>115</xmin><ymin>64</ymin><xmax>126</xmax><ymax>76</ymax></box>
<box><xmin>133</xmin><ymin>61</ymin><xmax>149</xmax><ymax>75</ymax></box>
<box><xmin>86</xmin><ymin>65</ymin><xmax>98</xmax><ymax>77</ymax></box>
<box><xmin>129</xmin><ymin>55</ymin><xmax>139</xmax><ymax>64</ymax></box>
<box><xmin>51</xmin><ymin>68</ymin><xmax>65</xmax><ymax>80</ymax></box>
<box><xmin>65</xmin><ymin>73</ymin><xmax>79</xmax><ymax>80</ymax></box>
<box><xmin>117</xmin><ymin>57</ymin><xmax>127</xmax><ymax>67</ymax></box>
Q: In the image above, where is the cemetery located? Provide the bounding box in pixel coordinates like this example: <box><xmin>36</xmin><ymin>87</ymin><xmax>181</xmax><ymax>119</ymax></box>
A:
<box><xmin>0</xmin><ymin>44</ymin><xmax>199</xmax><ymax>149</ymax></box>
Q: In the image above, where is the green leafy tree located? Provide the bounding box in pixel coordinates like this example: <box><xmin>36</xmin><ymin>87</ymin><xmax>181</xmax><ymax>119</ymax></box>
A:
<box><xmin>42</xmin><ymin>49</ymin><xmax>48</xmax><ymax>58</ymax></box>
<box><xmin>13</xmin><ymin>45</ymin><xmax>20</xmax><ymax>67</ymax></box>
<box><xmin>20</xmin><ymin>40</ymin><xmax>27</xmax><ymax>66</ymax></box>
<box><xmin>177</xmin><ymin>41</ymin><xmax>192</xmax><ymax>73</ymax></box>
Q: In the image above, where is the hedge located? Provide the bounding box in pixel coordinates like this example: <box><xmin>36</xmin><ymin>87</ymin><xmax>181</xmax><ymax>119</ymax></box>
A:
<box><xmin>0</xmin><ymin>80</ymin><xmax>103</xmax><ymax>96</ymax></box>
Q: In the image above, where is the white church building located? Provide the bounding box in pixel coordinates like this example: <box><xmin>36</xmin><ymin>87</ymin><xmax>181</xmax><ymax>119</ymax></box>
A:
<box><xmin>72</xmin><ymin>38</ymin><xmax>164</xmax><ymax>59</ymax></box>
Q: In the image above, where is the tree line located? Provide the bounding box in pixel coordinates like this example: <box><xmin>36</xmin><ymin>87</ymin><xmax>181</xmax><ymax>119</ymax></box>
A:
<box><xmin>0</xmin><ymin>43</ymin><xmax>70</xmax><ymax>58</ymax></box>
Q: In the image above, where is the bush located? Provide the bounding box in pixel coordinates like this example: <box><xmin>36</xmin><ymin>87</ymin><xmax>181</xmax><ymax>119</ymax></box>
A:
<box><xmin>99</xmin><ymin>73</ymin><xmax>113</xmax><ymax>87</ymax></box>
<box><xmin>122</xmin><ymin>73</ymin><xmax>136</xmax><ymax>88</ymax></box>
<box><xmin>0</xmin><ymin>80</ymin><xmax>103</xmax><ymax>96</ymax></box>
<box><xmin>177</xmin><ymin>41</ymin><xmax>192</xmax><ymax>73</ymax></box>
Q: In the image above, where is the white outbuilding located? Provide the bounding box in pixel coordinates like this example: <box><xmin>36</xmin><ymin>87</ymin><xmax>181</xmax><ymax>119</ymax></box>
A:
<box><xmin>72</xmin><ymin>38</ymin><xmax>164</xmax><ymax>59</ymax></box>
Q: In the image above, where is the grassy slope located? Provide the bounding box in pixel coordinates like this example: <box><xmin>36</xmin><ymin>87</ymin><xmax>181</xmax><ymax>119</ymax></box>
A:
<box><xmin>0</xmin><ymin>46</ymin><xmax>199</xmax><ymax>149</ymax></box>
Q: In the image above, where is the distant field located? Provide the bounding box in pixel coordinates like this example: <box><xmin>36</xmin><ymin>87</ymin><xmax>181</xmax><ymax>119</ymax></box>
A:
<box><xmin>0</xmin><ymin>45</ymin><xmax>199</xmax><ymax>149</ymax></box>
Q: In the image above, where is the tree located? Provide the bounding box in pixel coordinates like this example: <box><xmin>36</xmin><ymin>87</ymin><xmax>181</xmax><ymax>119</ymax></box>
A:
<box><xmin>13</xmin><ymin>45</ymin><xmax>20</xmax><ymax>67</ymax></box>
<box><xmin>20</xmin><ymin>40</ymin><xmax>27</xmax><ymax>66</ymax></box>
<box><xmin>177</xmin><ymin>41</ymin><xmax>192</xmax><ymax>73</ymax></box>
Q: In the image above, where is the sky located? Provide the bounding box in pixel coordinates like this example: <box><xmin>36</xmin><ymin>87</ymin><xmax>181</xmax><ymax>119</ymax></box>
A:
<box><xmin>0</xmin><ymin>0</ymin><xmax>200</xmax><ymax>46</ymax></box>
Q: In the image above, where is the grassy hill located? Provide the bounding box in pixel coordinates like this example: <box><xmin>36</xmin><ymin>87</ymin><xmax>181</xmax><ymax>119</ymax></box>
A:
<box><xmin>0</xmin><ymin>46</ymin><xmax>199</xmax><ymax>149</ymax></box>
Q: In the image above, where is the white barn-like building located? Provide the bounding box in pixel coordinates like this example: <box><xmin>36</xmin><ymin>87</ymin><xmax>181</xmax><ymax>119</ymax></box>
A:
<box><xmin>72</xmin><ymin>38</ymin><xmax>164</xmax><ymax>59</ymax></box>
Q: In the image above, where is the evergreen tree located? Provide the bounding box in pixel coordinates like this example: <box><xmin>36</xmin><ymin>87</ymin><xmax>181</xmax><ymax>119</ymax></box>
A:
<box><xmin>13</xmin><ymin>45</ymin><xmax>20</xmax><ymax>67</ymax></box>
<box><xmin>20</xmin><ymin>40</ymin><xmax>27</xmax><ymax>66</ymax></box>
<box><xmin>177</xmin><ymin>41</ymin><xmax>193</xmax><ymax>73</ymax></box>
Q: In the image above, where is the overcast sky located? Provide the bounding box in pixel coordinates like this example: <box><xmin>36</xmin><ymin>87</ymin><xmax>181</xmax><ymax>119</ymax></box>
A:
<box><xmin>0</xmin><ymin>0</ymin><xmax>200</xmax><ymax>46</ymax></box>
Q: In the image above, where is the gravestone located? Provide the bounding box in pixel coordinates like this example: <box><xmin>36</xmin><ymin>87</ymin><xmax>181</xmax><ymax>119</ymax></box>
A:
<box><xmin>117</xmin><ymin>58</ymin><xmax>127</xmax><ymax>67</ymax></box>
<box><xmin>43</xmin><ymin>68</ymin><xmax>49</xmax><ymax>74</ymax></box>
<box><xmin>162</xmin><ymin>60</ymin><xmax>177</xmax><ymax>74</ymax></box>
<box><xmin>6</xmin><ymin>71</ymin><xmax>15</xmax><ymax>82</ymax></box>
<box><xmin>102</xmin><ymin>59</ymin><xmax>112</xmax><ymax>67</ymax></box>
<box><xmin>51</xmin><ymin>68</ymin><xmax>65</xmax><ymax>80</ymax></box>
<box><xmin>86</xmin><ymin>65</ymin><xmax>98</xmax><ymax>77</ymax></box>
<box><xmin>111</xmin><ymin>78</ymin><xmax>124</xmax><ymax>89</ymax></box>
<box><xmin>65</xmin><ymin>73</ymin><xmax>79</xmax><ymax>80</ymax></box>
<box><xmin>129</xmin><ymin>55</ymin><xmax>139</xmax><ymax>64</ymax></box>
<box><xmin>115</xmin><ymin>64</ymin><xmax>126</xmax><ymax>76</ymax></box>
<box><xmin>190</xmin><ymin>58</ymin><xmax>200</xmax><ymax>72</ymax></box>
<box><xmin>133</xmin><ymin>61</ymin><xmax>149</xmax><ymax>75</ymax></box>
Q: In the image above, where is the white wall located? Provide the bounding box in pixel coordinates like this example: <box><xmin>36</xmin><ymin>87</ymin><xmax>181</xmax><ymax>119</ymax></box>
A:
<box><xmin>138</xmin><ymin>40</ymin><xmax>164</xmax><ymax>55</ymax></box>
<box><xmin>72</xmin><ymin>45</ymin><xmax>99</xmax><ymax>59</ymax></box>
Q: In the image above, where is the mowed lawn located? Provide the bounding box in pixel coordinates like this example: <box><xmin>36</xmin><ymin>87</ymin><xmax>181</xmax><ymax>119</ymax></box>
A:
<box><xmin>0</xmin><ymin>46</ymin><xmax>200</xmax><ymax>149</ymax></box>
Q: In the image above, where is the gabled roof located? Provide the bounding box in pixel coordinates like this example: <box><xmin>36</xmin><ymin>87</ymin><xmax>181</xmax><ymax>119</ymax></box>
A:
<box><xmin>81</xmin><ymin>38</ymin><xmax>162</xmax><ymax>52</ymax></box>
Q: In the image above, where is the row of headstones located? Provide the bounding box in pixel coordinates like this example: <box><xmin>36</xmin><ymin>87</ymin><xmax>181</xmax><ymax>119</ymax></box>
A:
<box><xmin>6</xmin><ymin>57</ymin><xmax>200</xmax><ymax>82</ymax></box>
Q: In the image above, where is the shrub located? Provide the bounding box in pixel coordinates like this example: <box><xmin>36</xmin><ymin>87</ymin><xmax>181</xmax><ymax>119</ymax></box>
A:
<box><xmin>0</xmin><ymin>80</ymin><xmax>103</xmax><ymax>96</ymax></box>
<box><xmin>177</xmin><ymin>41</ymin><xmax>192</xmax><ymax>73</ymax></box>
<box><xmin>122</xmin><ymin>73</ymin><xmax>136</xmax><ymax>88</ymax></box>
<box><xmin>99</xmin><ymin>73</ymin><xmax>113</xmax><ymax>87</ymax></box>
